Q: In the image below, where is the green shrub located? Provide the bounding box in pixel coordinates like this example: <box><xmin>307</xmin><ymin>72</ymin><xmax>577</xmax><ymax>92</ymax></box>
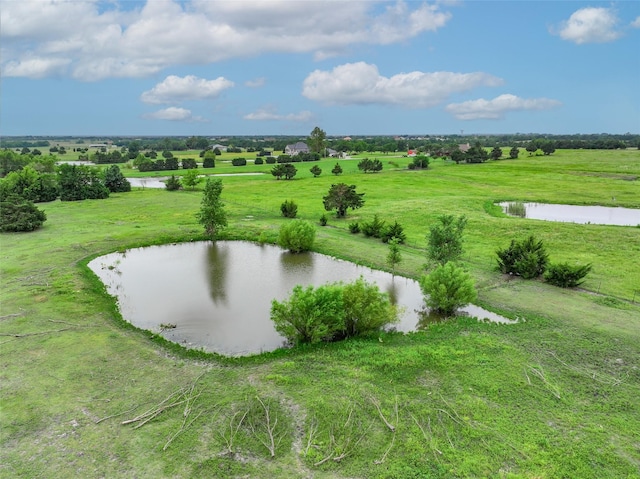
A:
<box><xmin>342</xmin><ymin>277</ymin><xmax>398</xmax><ymax>337</ymax></box>
<box><xmin>280</xmin><ymin>200</ymin><xmax>298</xmax><ymax>218</ymax></box>
<box><xmin>319</xmin><ymin>214</ymin><xmax>328</xmax><ymax>226</ymax></box>
<box><xmin>165</xmin><ymin>175</ymin><xmax>181</xmax><ymax>191</ymax></box>
<box><xmin>381</xmin><ymin>221</ymin><xmax>406</xmax><ymax>244</ymax></box>
<box><xmin>181</xmin><ymin>158</ymin><xmax>198</xmax><ymax>169</ymax></box>
<box><xmin>348</xmin><ymin>222</ymin><xmax>360</xmax><ymax>234</ymax></box>
<box><xmin>254</xmin><ymin>158</ymin><xmax>264</xmax><ymax>165</ymax></box>
<box><xmin>103</xmin><ymin>165</ymin><xmax>131</xmax><ymax>193</ymax></box>
<box><xmin>496</xmin><ymin>235</ymin><xmax>548</xmax><ymax>279</ymax></box>
<box><xmin>270</xmin><ymin>284</ymin><xmax>344</xmax><ymax>344</ymax></box>
<box><xmin>427</xmin><ymin>214</ymin><xmax>467</xmax><ymax>265</ymax></box>
<box><xmin>265</xmin><ymin>156</ymin><xmax>276</xmax><ymax>164</ymax></box>
<box><xmin>361</xmin><ymin>214</ymin><xmax>385</xmax><ymax>238</ymax></box>
<box><xmin>309</xmin><ymin>165</ymin><xmax>322</xmax><ymax>177</ymax></box>
<box><xmin>419</xmin><ymin>262</ymin><xmax>477</xmax><ymax>316</ymax></box>
<box><xmin>231</xmin><ymin>158</ymin><xmax>247</xmax><ymax>166</ymax></box>
<box><xmin>545</xmin><ymin>262</ymin><xmax>592</xmax><ymax>288</ymax></box>
<box><xmin>0</xmin><ymin>195</ymin><xmax>47</xmax><ymax>232</ymax></box>
<box><xmin>202</xmin><ymin>156</ymin><xmax>215</xmax><ymax>168</ymax></box>
<box><xmin>270</xmin><ymin>278</ymin><xmax>398</xmax><ymax>345</ymax></box>
<box><xmin>278</xmin><ymin>219</ymin><xmax>316</xmax><ymax>253</ymax></box>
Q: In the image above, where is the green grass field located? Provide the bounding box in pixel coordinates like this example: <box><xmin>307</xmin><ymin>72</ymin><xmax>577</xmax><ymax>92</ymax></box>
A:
<box><xmin>1</xmin><ymin>149</ymin><xmax>639</xmax><ymax>478</ymax></box>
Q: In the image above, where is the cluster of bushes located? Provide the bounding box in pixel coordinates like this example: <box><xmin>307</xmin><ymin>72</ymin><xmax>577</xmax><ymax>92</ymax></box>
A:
<box><xmin>231</xmin><ymin>158</ymin><xmax>247</xmax><ymax>166</ymax></box>
<box><xmin>349</xmin><ymin>214</ymin><xmax>406</xmax><ymax>244</ymax></box>
<box><xmin>357</xmin><ymin>158</ymin><xmax>383</xmax><ymax>173</ymax></box>
<box><xmin>497</xmin><ymin>235</ymin><xmax>592</xmax><ymax>287</ymax></box>
<box><xmin>407</xmin><ymin>155</ymin><xmax>430</xmax><ymax>170</ymax></box>
<box><xmin>270</xmin><ymin>277</ymin><xmax>399</xmax><ymax>345</ymax></box>
<box><xmin>92</xmin><ymin>150</ymin><xmax>124</xmax><ymax>164</ymax></box>
<box><xmin>271</xmin><ymin>163</ymin><xmax>297</xmax><ymax>180</ymax></box>
<box><xmin>276</xmin><ymin>153</ymin><xmax>320</xmax><ymax>163</ymax></box>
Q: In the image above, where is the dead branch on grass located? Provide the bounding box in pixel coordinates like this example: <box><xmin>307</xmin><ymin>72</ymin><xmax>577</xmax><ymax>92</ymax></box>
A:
<box><xmin>525</xmin><ymin>365</ymin><xmax>561</xmax><ymax>399</ymax></box>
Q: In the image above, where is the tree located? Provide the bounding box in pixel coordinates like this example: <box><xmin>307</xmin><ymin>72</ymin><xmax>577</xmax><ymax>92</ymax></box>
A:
<box><xmin>182</xmin><ymin>169</ymin><xmax>201</xmax><ymax>190</ymax></box>
<box><xmin>271</xmin><ymin>164</ymin><xmax>286</xmax><ymax>180</ymax></box>
<box><xmin>509</xmin><ymin>146</ymin><xmax>519</xmax><ymax>159</ymax></box>
<box><xmin>196</xmin><ymin>178</ymin><xmax>227</xmax><ymax>239</ymax></box>
<box><xmin>0</xmin><ymin>166</ymin><xmax>58</xmax><ymax>202</ymax></box>
<box><xmin>283</xmin><ymin>163</ymin><xmax>297</xmax><ymax>180</ymax></box>
<box><xmin>57</xmin><ymin>164</ymin><xmax>109</xmax><ymax>201</ymax></box>
<box><xmin>165</xmin><ymin>175</ymin><xmax>181</xmax><ymax>191</ymax></box>
<box><xmin>309</xmin><ymin>165</ymin><xmax>322</xmax><ymax>177</ymax></box>
<box><xmin>331</xmin><ymin>163</ymin><xmax>343</xmax><ymax>176</ymax></box>
<box><xmin>308</xmin><ymin>126</ymin><xmax>327</xmax><ymax>156</ymax></box>
<box><xmin>280</xmin><ymin>199</ymin><xmax>298</xmax><ymax>218</ymax></box>
<box><xmin>427</xmin><ymin>214</ymin><xmax>467</xmax><ymax>266</ymax></box>
<box><xmin>0</xmin><ymin>195</ymin><xmax>47</xmax><ymax>232</ymax></box>
<box><xmin>496</xmin><ymin>235</ymin><xmax>548</xmax><ymax>279</ymax></box>
<box><xmin>419</xmin><ymin>262</ymin><xmax>477</xmax><ymax>316</ymax></box>
<box><xmin>490</xmin><ymin>146</ymin><xmax>502</xmax><ymax>160</ymax></box>
<box><xmin>544</xmin><ymin>262</ymin><xmax>592</xmax><ymax>288</ymax></box>
<box><xmin>341</xmin><ymin>277</ymin><xmax>398</xmax><ymax>337</ymax></box>
<box><xmin>202</xmin><ymin>151</ymin><xmax>216</xmax><ymax>168</ymax></box>
<box><xmin>450</xmin><ymin>149</ymin><xmax>466</xmax><ymax>164</ymax></box>
<box><xmin>323</xmin><ymin>183</ymin><xmax>365</xmax><ymax>218</ymax></box>
<box><xmin>410</xmin><ymin>155</ymin><xmax>430</xmax><ymax>169</ymax></box>
<box><xmin>526</xmin><ymin>142</ymin><xmax>538</xmax><ymax>155</ymax></box>
<box><xmin>358</xmin><ymin>158</ymin><xmax>383</xmax><ymax>173</ymax></box>
<box><xmin>103</xmin><ymin>165</ymin><xmax>131</xmax><ymax>193</ymax></box>
<box><xmin>278</xmin><ymin>219</ymin><xmax>316</xmax><ymax>253</ymax></box>
<box><xmin>270</xmin><ymin>284</ymin><xmax>344</xmax><ymax>344</ymax></box>
<box><xmin>541</xmin><ymin>141</ymin><xmax>556</xmax><ymax>155</ymax></box>
<box><xmin>386</xmin><ymin>239</ymin><xmax>402</xmax><ymax>274</ymax></box>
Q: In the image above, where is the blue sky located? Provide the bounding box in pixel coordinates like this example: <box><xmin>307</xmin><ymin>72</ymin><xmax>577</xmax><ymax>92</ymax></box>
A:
<box><xmin>1</xmin><ymin>0</ymin><xmax>639</xmax><ymax>136</ymax></box>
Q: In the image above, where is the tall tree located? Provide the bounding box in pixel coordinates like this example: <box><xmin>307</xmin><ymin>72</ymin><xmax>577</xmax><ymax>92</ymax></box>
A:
<box><xmin>509</xmin><ymin>146</ymin><xmax>519</xmax><ymax>159</ymax></box>
<box><xmin>197</xmin><ymin>178</ymin><xmax>227</xmax><ymax>239</ymax></box>
<box><xmin>323</xmin><ymin>183</ymin><xmax>365</xmax><ymax>218</ymax></box>
<box><xmin>427</xmin><ymin>214</ymin><xmax>467</xmax><ymax>266</ymax></box>
<box><xmin>490</xmin><ymin>146</ymin><xmax>502</xmax><ymax>160</ymax></box>
<box><xmin>308</xmin><ymin>126</ymin><xmax>327</xmax><ymax>156</ymax></box>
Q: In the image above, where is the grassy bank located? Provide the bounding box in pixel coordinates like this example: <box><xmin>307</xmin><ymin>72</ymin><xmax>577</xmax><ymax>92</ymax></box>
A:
<box><xmin>1</xmin><ymin>150</ymin><xmax>639</xmax><ymax>478</ymax></box>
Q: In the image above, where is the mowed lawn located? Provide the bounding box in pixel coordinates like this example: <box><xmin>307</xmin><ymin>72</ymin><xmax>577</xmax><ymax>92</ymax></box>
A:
<box><xmin>1</xmin><ymin>149</ymin><xmax>639</xmax><ymax>478</ymax></box>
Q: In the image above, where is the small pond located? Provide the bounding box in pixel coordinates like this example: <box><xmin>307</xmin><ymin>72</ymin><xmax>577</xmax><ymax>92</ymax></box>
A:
<box><xmin>499</xmin><ymin>202</ymin><xmax>640</xmax><ymax>226</ymax></box>
<box><xmin>89</xmin><ymin>241</ymin><xmax>516</xmax><ymax>356</ymax></box>
<box><xmin>128</xmin><ymin>173</ymin><xmax>265</xmax><ymax>189</ymax></box>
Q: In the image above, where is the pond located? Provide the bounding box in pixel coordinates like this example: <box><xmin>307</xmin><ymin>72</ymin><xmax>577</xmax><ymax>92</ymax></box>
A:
<box><xmin>128</xmin><ymin>173</ymin><xmax>265</xmax><ymax>189</ymax></box>
<box><xmin>499</xmin><ymin>202</ymin><xmax>640</xmax><ymax>226</ymax></box>
<box><xmin>89</xmin><ymin>241</ymin><xmax>516</xmax><ymax>356</ymax></box>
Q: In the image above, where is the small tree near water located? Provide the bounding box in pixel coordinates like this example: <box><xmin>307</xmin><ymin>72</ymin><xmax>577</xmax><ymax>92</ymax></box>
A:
<box><xmin>419</xmin><ymin>262</ymin><xmax>477</xmax><ymax>316</ymax></box>
<box><xmin>196</xmin><ymin>178</ymin><xmax>227</xmax><ymax>239</ymax></box>
<box><xmin>278</xmin><ymin>219</ymin><xmax>316</xmax><ymax>253</ymax></box>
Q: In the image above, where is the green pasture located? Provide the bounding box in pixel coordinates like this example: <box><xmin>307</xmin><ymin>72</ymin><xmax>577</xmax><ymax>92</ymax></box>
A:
<box><xmin>1</xmin><ymin>149</ymin><xmax>639</xmax><ymax>478</ymax></box>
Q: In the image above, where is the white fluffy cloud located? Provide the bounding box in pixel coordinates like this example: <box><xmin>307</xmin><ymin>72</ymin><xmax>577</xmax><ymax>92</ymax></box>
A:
<box><xmin>143</xmin><ymin>107</ymin><xmax>205</xmax><ymax>122</ymax></box>
<box><xmin>631</xmin><ymin>16</ymin><xmax>640</xmax><ymax>29</ymax></box>
<box><xmin>555</xmin><ymin>7</ymin><xmax>622</xmax><ymax>44</ymax></box>
<box><xmin>244</xmin><ymin>108</ymin><xmax>313</xmax><ymax>122</ymax></box>
<box><xmin>1</xmin><ymin>0</ymin><xmax>453</xmax><ymax>81</ymax></box>
<box><xmin>445</xmin><ymin>94</ymin><xmax>561</xmax><ymax>120</ymax></box>
<box><xmin>141</xmin><ymin>75</ymin><xmax>234</xmax><ymax>104</ymax></box>
<box><xmin>302</xmin><ymin>62</ymin><xmax>503</xmax><ymax>108</ymax></box>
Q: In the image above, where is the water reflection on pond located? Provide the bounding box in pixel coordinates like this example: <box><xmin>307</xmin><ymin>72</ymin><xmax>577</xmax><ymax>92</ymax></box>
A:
<box><xmin>89</xmin><ymin>241</ymin><xmax>515</xmax><ymax>356</ymax></box>
<box><xmin>499</xmin><ymin>202</ymin><xmax>640</xmax><ymax>226</ymax></box>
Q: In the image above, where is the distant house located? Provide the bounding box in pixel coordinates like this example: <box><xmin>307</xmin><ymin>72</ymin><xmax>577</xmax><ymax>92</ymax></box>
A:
<box><xmin>210</xmin><ymin>144</ymin><xmax>228</xmax><ymax>152</ymax></box>
<box><xmin>458</xmin><ymin>143</ymin><xmax>471</xmax><ymax>153</ymax></box>
<box><xmin>284</xmin><ymin>142</ymin><xmax>310</xmax><ymax>156</ymax></box>
<box><xmin>327</xmin><ymin>148</ymin><xmax>340</xmax><ymax>157</ymax></box>
<box><xmin>407</xmin><ymin>149</ymin><xmax>417</xmax><ymax>157</ymax></box>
